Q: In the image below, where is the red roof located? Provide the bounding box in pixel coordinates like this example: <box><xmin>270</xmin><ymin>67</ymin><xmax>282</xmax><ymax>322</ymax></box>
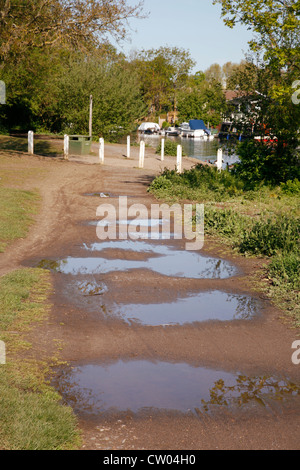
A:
<box><xmin>224</xmin><ymin>90</ymin><xmax>246</xmax><ymax>101</ymax></box>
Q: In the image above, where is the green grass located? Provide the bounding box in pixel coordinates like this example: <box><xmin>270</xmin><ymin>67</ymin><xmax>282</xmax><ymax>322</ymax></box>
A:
<box><xmin>0</xmin><ymin>185</ymin><xmax>40</xmax><ymax>252</ymax></box>
<box><xmin>148</xmin><ymin>165</ymin><xmax>300</xmax><ymax>328</ymax></box>
<box><xmin>0</xmin><ymin>135</ymin><xmax>63</xmax><ymax>157</ymax></box>
<box><xmin>0</xmin><ymin>268</ymin><xmax>80</xmax><ymax>450</ymax></box>
<box><xmin>156</xmin><ymin>140</ymin><xmax>187</xmax><ymax>157</ymax></box>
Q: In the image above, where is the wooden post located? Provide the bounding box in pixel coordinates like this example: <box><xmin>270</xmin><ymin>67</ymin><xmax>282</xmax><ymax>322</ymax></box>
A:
<box><xmin>28</xmin><ymin>131</ymin><xmax>34</xmax><ymax>155</ymax></box>
<box><xmin>217</xmin><ymin>148</ymin><xmax>223</xmax><ymax>171</ymax></box>
<box><xmin>161</xmin><ymin>138</ymin><xmax>165</xmax><ymax>161</ymax></box>
<box><xmin>99</xmin><ymin>138</ymin><xmax>104</xmax><ymax>164</ymax></box>
<box><xmin>139</xmin><ymin>140</ymin><xmax>145</xmax><ymax>168</ymax></box>
<box><xmin>127</xmin><ymin>136</ymin><xmax>130</xmax><ymax>158</ymax></box>
<box><xmin>64</xmin><ymin>134</ymin><xmax>69</xmax><ymax>160</ymax></box>
<box><xmin>176</xmin><ymin>145</ymin><xmax>182</xmax><ymax>173</ymax></box>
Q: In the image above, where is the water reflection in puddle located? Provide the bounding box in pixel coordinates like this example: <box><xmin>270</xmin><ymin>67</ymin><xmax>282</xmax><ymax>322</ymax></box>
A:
<box><xmin>56</xmin><ymin>360</ymin><xmax>299</xmax><ymax>416</ymax></box>
<box><xmin>84</xmin><ymin>192</ymin><xmax>111</xmax><ymax>198</ymax></box>
<box><xmin>112</xmin><ymin>291</ymin><xmax>261</xmax><ymax>325</ymax></box>
<box><xmin>77</xmin><ymin>280</ymin><xmax>108</xmax><ymax>296</ymax></box>
<box><xmin>38</xmin><ymin>244</ymin><xmax>237</xmax><ymax>279</ymax></box>
<box><xmin>87</xmin><ymin>221</ymin><xmax>175</xmax><ymax>240</ymax></box>
<box><xmin>89</xmin><ymin>219</ymin><xmax>164</xmax><ymax>227</ymax></box>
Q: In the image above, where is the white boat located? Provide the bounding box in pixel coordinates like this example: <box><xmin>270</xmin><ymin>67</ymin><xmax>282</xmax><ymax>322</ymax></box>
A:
<box><xmin>180</xmin><ymin>119</ymin><xmax>214</xmax><ymax>140</ymax></box>
<box><xmin>165</xmin><ymin>126</ymin><xmax>180</xmax><ymax>136</ymax></box>
<box><xmin>138</xmin><ymin>122</ymin><xmax>160</xmax><ymax>134</ymax></box>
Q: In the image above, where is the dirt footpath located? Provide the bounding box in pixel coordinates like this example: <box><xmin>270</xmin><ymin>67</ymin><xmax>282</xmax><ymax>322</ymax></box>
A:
<box><xmin>0</xmin><ymin>143</ymin><xmax>299</xmax><ymax>450</ymax></box>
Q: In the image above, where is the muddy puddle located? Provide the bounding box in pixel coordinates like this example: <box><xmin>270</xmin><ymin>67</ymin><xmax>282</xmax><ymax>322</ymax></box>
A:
<box><xmin>55</xmin><ymin>359</ymin><xmax>300</xmax><ymax>417</ymax></box>
<box><xmin>38</xmin><ymin>240</ymin><xmax>238</xmax><ymax>279</ymax></box>
<box><xmin>86</xmin><ymin>221</ymin><xmax>176</xmax><ymax>239</ymax></box>
<box><xmin>109</xmin><ymin>291</ymin><xmax>261</xmax><ymax>325</ymax></box>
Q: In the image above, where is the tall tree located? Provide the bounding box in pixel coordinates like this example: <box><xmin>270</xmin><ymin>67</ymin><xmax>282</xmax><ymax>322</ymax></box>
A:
<box><xmin>204</xmin><ymin>63</ymin><xmax>223</xmax><ymax>85</ymax></box>
<box><xmin>222</xmin><ymin>61</ymin><xmax>246</xmax><ymax>89</ymax></box>
<box><xmin>57</xmin><ymin>55</ymin><xmax>147</xmax><ymax>139</ymax></box>
<box><xmin>0</xmin><ymin>0</ymin><xmax>145</xmax><ymax>63</ymax></box>
<box><xmin>214</xmin><ymin>0</ymin><xmax>300</xmax><ymax>185</ymax></box>
<box><xmin>177</xmin><ymin>79</ymin><xmax>226</xmax><ymax>126</ymax></box>
<box><xmin>133</xmin><ymin>46</ymin><xmax>195</xmax><ymax>114</ymax></box>
<box><xmin>214</xmin><ymin>0</ymin><xmax>300</xmax><ymax>74</ymax></box>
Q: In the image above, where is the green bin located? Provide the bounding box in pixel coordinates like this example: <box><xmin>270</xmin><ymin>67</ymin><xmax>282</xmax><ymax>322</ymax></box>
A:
<box><xmin>69</xmin><ymin>135</ymin><xmax>92</xmax><ymax>156</ymax></box>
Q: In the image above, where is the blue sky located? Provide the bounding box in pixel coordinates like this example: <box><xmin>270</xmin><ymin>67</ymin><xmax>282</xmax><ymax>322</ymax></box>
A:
<box><xmin>117</xmin><ymin>0</ymin><xmax>253</xmax><ymax>72</ymax></box>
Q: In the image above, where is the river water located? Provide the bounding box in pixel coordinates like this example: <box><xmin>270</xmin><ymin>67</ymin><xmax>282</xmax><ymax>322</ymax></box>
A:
<box><xmin>126</xmin><ymin>133</ymin><xmax>239</xmax><ymax>167</ymax></box>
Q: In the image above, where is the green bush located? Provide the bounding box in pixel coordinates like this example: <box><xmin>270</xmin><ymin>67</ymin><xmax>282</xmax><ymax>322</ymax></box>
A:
<box><xmin>148</xmin><ymin>175</ymin><xmax>174</xmax><ymax>191</ymax></box>
<box><xmin>269</xmin><ymin>252</ymin><xmax>300</xmax><ymax>290</ymax></box>
<box><xmin>149</xmin><ymin>164</ymin><xmax>245</xmax><ymax>200</ymax></box>
<box><xmin>280</xmin><ymin>179</ymin><xmax>300</xmax><ymax>195</ymax></box>
<box><xmin>233</xmin><ymin>140</ymin><xmax>300</xmax><ymax>188</ymax></box>
<box><xmin>156</xmin><ymin>140</ymin><xmax>186</xmax><ymax>157</ymax></box>
<box><xmin>239</xmin><ymin>216</ymin><xmax>300</xmax><ymax>257</ymax></box>
<box><xmin>204</xmin><ymin>207</ymin><xmax>251</xmax><ymax>240</ymax></box>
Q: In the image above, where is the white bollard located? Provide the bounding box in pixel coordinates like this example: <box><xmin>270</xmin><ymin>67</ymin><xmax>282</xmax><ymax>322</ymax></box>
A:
<box><xmin>176</xmin><ymin>145</ymin><xmax>182</xmax><ymax>173</ymax></box>
<box><xmin>28</xmin><ymin>131</ymin><xmax>34</xmax><ymax>155</ymax></box>
<box><xmin>64</xmin><ymin>134</ymin><xmax>69</xmax><ymax>160</ymax></box>
<box><xmin>217</xmin><ymin>148</ymin><xmax>223</xmax><ymax>171</ymax></box>
<box><xmin>127</xmin><ymin>136</ymin><xmax>130</xmax><ymax>158</ymax></box>
<box><xmin>99</xmin><ymin>137</ymin><xmax>104</xmax><ymax>164</ymax></box>
<box><xmin>161</xmin><ymin>138</ymin><xmax>165</xmax><ymax>161</ymax></box>
<box><xmin>139</xmin><ymin>140</ymin><xmax>145</xmax><ymax>168</ymax></box>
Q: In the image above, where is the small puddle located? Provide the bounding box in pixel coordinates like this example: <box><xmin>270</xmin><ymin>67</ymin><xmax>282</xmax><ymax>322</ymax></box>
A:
<box><xmin>37</xmin><ymin>242</ymin><xmax>238</xmax><ymax>279</ymax></box>
<box><xmin>55</xmin><ymin>360</ymin><xmax>300</xmax><ymax>417</ymax></box>
<box><xmin>111</xmin><ymin>291</ymin><xmax>261</xmax><ymax>325</ymax></box>
<box><xmin>84</xmin><ymin>192</ymin><xmax>112</xmax><ymax>198</ymax></box>
<box><xmin>77</xmin><ymin>280</ymin><xmax>108</xmax><ymax>296</ymax></box>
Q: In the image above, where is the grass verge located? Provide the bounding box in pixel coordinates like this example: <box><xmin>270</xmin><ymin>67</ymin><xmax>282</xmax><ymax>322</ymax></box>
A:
<box><xmin>148</xmin><ymin>165</ymin><xmax>300</xmax><ymax>329</ymax></box>
<box><xmin>0</xmin><ymin>268</ymin><xmax>80</xmax><ymax>450</ymax></box>
<box><xmin>0</xmin><ymin>185</ymin><xmax>40</xmax><ymax>252</ymax></box>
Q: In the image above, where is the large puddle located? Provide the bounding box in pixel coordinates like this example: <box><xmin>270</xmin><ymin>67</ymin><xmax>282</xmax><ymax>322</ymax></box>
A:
<box><xmin>110</xmin><ymin>291</ymin><xmax>261</xmax><ymax>325</ymax></box>
<box><xmin>38</xmin><ymin>240</ymin><xmax>238</xmax><ymax>279</ymax></box>
<box><xmin>55</xmin><ymin>360</ymin><xmax>300</xmax><ymax>417</ymax></box>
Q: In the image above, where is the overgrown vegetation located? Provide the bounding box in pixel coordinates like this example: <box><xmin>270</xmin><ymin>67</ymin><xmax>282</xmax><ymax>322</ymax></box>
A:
<box><xmin>0</xmin><ymin>268</ymin><xmax>80</xmax><ymax>450</ymax></box>
<box><xmin>148</xmin><ymin>164</ymin><xmax>300</xmax><ymax>327</ymax></box>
